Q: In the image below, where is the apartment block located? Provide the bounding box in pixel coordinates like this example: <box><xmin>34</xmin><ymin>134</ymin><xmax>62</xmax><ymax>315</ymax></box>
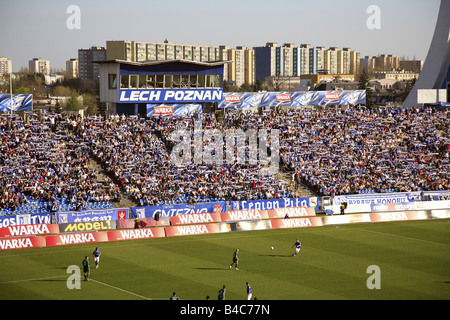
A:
<box><xmin>66</xmin><ymin>58</ymin><xmax>79</xmax><ymax>78</ymax></box>
<box><xmin>106</xmin><ymin>40</ymin><xmax>220</xmax><ymax>63</ymax></box>
<box><xmin>219</xmin><ymin>45</ymin><xmax>255</xmax><ymax>86</ymax></box>
<box><xmin>0</xmin><ymin>58</ymin><xmax>12</xmax><ymax>77</ymax></box>
<box><xmin>29</xmin><ymin>57</ymin><xmax>50</xmax><ymax>75</ymax></box>
<box><xmin>78</xmin><ymin>46</ymin><xmax>106</xmax><ymax>81</ymax></box>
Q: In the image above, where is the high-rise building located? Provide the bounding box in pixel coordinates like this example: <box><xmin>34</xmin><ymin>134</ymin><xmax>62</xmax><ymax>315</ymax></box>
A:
<box><xmin>254</xmin><ymin>43</ymin><xmax>359</xmax><ymax>82</ymax></box>
<box><xmin>78</xmin><ymin>46</ymin><xmax>106</xmax><ymax>81</ymax></box>
<box><xmin>325</xmin><ymin>47</ymin><xmax>339</xmax><ymax>74</ymax></box>
<box><xmin>254</xmin><ymin>42</ymin><xmax>279</xmax><ymax>82</ymax></box>
<box><xmin>66</xmin><ymin>58</ymin><xmax>79</xmax><ymax>78</ymax></box>
<box><xmin>254</xmin><ymin>42</ymin><xmax>302</xmax><ymax>82</ymax></box>
<box><xmin>299</xmin><ymin>44</ymin><xmax>313</xmax><ymax>75</ymax></box>
<box><xmin>106</xmin><ymin>40</ymin><xmax>220</xmax><ymax>63</ymax></box>
<box><xmin>349</xmin><ymin>50</ymin><xmax>361</xmax><ymax>75</ymax></box>
<box><xmin>279</xmin><ymin>43</ymin><xmax>298</xmax><ymax>77</ymax></box>
<box><xmin>373</xmin><ymin>54</ymin><xmax>399</xmax><ymax>71</ymax></box>
<box><xmin>360</xmin><ymin>56</ymin><xmax>375</xmax><ymax>73</ymax></box>
<box><xmin>219</xmin><ymin>45</ymin><xmax>255</xmax><ymax>87</ymax></box>
<box><xmin>29</xmin><ymin>57</ymin><xmax>50</xmax><ymax>75</ymax></box>
<box><xmin>0</xmin><ymin>58</ymin><xmax>12</xmax><ymax>77</ymax></box>
<box><xmin>399</xmin><ymin>59</ymin><xmax>424</xmax><ymax>73</ymax></box>
<box><xmin>314</xmin><ymin>46</ymin><xmax>326</xmax><ymax>73</ymax></box>
<box><xmin>337</xmin><ymin>48</ymin><xmax>351</xmax><ymax>74</ymax></box>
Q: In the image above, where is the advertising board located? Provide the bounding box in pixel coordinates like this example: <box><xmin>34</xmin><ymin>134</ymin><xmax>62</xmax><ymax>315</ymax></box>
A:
<box><xmin>131</xmin><ymin>202</ymin><xmax>226</xmax><ymax>218</ymax></box>
<box><xmin>268</xmin><ymin>206</ymin><xmax>315</xmax><ymax>218</ymax></box>
<box><xmin>119</xmin><ymin>88</ymin><xmax>223</xmax><ymax>103</ymax></box>
<box><xmin>369</xmin><ymin>211</ymin><xmax>428</xmax><ymax>222</ymax></box>
<box><xmin>0</xmin><ymin>213</ymin><xmax>52</xmax><ymax>228</ymax></box>
<box><xmin>219</xmin><ymin>90</ymin><xmax>365</xmax><ymax>108</ymax></box>
<box><xmin>107</xmin><ymin>228</ymin><xmax>165</xmax><ymax>241</ymax></box>
<box><xmin>165</xmin><ymin>223</ymin><xmax>220</xmax><ymax>237</ymax></box>
<box><xmin>333</xmin><ymin>191</ymin><xmax>421</xmax><ymax>206</ymax></box>
<box><xmin>0</xmin><ymin>94</ymin><xmax>32</xmax><ymax>112</ymax></box>
<box><xmin>58</xmin><ymin>220</ymin><xmax>117</xmax><ymax>234</ymax></box>
<box><xmin>219</xmin><ymin>220</ymin><xmax>272</xmax><ymax>233</ymax></box>
<box><xmin>230</xmin><ymin>197</ymin><xmax>318</xmax><ymax>211</ymax></box>
<box><xmin>271</xmin><ymin>217</ymin><xmax>323</xmax><ymax>229</ymax></box>
<box><xmin>0</xmin><ymin>223</ymin><xmax>59</xmax><ymax>238</ymax></box>
<box><xmin>55</xmin><ymin>208</ymin><xmax>128</xmax><ymax>223</ymax></box>
<box><xmin>371</xmin><ymin>200</ymin><xmax>450</xmax><ymax>212</ymax></box>
<box><xmin>221</xmin><ymin>209</ymin><xmax>269</xmax><ymax>222</ymax></box>
<box><xmin>430</xmin><ymin>209</ymin><xmax>450</xmax><ymax>219</ymax></box>
<box><xmin>117</xmin><ymin>217</ymin><xmax>170</xmax><ymax>228</ymax></box>
<box><xmin>46</xmin><ymin>231</ymin><xmax>109</xmax><ymax>246</ymax></box>
<box><xmin>0</xmin><ymin>236</ymin><xmax>46</xmax><ymax>250</ymax></box>
<box><xmin>146</xmin><ymin>103</ymin><xmax>202</xmax><ymax>117</ymax></box>
<box><xmin>322</xmin><ymin>213</ymin><xmax>371</xmax><ymax>225</ymax></box>
<box><xmin>170</xmin><ymin>212</ymin><xmax>222</xmax><ymax>225</ymax></box>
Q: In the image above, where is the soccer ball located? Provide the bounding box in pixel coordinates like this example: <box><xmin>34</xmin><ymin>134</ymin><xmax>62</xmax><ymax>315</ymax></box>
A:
<box><xmin>271</xmin><ymin>246</ymin><xmax>274</xmax><ymax>250</ymax></box>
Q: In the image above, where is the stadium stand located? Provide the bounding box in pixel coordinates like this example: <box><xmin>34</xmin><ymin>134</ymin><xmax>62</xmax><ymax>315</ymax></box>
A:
<box><xmin>0</xmin><ymin>105</ymin><xmax>448</xmax><ymax>215</ymax></box>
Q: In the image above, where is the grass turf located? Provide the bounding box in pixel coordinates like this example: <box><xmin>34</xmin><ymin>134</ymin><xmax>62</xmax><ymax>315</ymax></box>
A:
<box><xmin>0</xmin><ymin>218</ymin><xmax>449</xmax><ymax>300</ymax></box>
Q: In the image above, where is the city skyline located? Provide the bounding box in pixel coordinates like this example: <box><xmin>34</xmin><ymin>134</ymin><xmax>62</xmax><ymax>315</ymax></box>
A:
<box><xmin>1</xmin><ymin>0</ymin><xmax>440</xmax><ymax>72</ymax></box>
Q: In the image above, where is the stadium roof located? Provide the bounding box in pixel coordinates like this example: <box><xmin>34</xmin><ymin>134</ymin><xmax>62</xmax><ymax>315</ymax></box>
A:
<box><xmin>95</xmin><ymin>59</ymin><xmax>232</xmax><ymax>67</ymax></box>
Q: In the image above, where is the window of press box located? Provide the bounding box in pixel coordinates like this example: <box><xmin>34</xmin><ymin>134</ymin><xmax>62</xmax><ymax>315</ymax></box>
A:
<box><xmin>129</xmin><ymin>75</ymin><xmax>138</xmax><ymax>89</ymax></box>
<box><xmin>108</xmin><ymin>74</ymin><xmax>117</xmax><ymax>89</ymax></box>
<box><xmin>138</xmin><ymin>75</ymin><xmax>146</xmax><ymax>88</ymax></box>
<box><xmin>156</xmin><ymin>75</ymin><xmax>164</xmax><ymax>88</ymax></box>
<box><xmin>164</xmin><ymin>75</ymin><xmax>173</xmax><ymax>88</ymax></box>
<box><xmin>172</xmin><ymin>75</ymin><xmax>181</xmax><ymax>88</ymax></box>
<box><xmin>121</xmin><ymin>74</ymin><xmax>222</xmax><ymax>89</ymax></box>
<box><xmin>120</xmin><ymin>75</ymin><xmax>129</xmax><ymax>89</ymax></box>
<box><xmin>146</xmin><ymin>75</ymin><xmax>156</xmax><ymax>88</ymax></box>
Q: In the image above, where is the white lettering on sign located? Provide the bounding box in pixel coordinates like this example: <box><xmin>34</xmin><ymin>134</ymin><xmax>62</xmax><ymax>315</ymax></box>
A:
<box><xmin>119</xmin><ymin>89</ymin><xmax>222</xmax><ymax>102</ymax></box>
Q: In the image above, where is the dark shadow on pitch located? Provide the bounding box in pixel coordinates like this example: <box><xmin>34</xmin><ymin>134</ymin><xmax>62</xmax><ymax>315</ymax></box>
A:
<box><xmin>258</xmin><ymin>254</ymin><xmax>293</xmax><ymax>258</ymax></box>
<box><xmin>31</xmin><ymin>279</ymin><xmax>66</xmax><ymax>282</ymax></box>
<box><xmin>53</xmin><ymin>266</ymin><xmax>70</xmax><ymax>270</ymax></box>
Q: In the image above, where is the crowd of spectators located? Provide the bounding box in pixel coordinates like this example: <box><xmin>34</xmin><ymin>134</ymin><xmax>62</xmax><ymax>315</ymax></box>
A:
<box><xmin>222</xmin><ymin>106</ymin><xmax>449</xmax><ymax>196</ymax></box>
<box><xmin>81</xmin><ymin>113</ymin><xmax>289</xmax><ymax>206</ymax></box>
<box><xmin>0</xmin><ymin>105</ymin><xmax>448</xmax><ymax>214</ymax></box>
<box><xmin>0</xmin><ymin>114</ymin><xmax>117</xmax><ymax>215</ymax></box>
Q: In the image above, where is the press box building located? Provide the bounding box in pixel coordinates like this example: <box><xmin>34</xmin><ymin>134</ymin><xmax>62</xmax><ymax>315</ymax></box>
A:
<box><xmin>98</xmin><ymin>59</ymin><xmax>228</xmax><ymax>116</ymax></box>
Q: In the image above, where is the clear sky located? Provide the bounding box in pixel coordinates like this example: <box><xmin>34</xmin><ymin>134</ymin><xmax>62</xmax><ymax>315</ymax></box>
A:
<box><xmin>0</xmin><ymin>0</ymin><xmax>441</xmax><ymax>72</ymax></box>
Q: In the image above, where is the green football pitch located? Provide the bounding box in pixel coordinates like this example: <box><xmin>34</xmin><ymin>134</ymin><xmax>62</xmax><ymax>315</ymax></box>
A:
<box><xmin>1</xmin><ymin>219</ymin><xmax>449</xmax><ymax>300</ymax></box>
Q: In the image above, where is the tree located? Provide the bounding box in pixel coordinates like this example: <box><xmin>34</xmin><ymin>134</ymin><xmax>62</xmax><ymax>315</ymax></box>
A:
<box><xmin>53</xmin><ymin>85</ymin><xmax>72</xmax><ymax>97</ymax></box>
<box><xmin>239</xmin><ymin>82</ymin><xmax>253</xmax><ymax>92</ymax></box>
<box><xmin>65</xmin><ymin>91</ymin><xmax>83</xmax><ymax>110</ymax></box>
<box><xmin>54</xmin><ymin>100</ymin><xmax>62</xmax><ymax>114</ymax></box>
<box><xmin>82</xmin><ymin>93</ymin><xmax>99</xmax><ymax>115</ymax></box>
<box><xmin>14</xmin><ymin>86</ymin><xmax>31</xmax><ymax>95</ymax></box>
<box><xmin>255</xmin><ymin>79</ymin><xmax>263</xmax><ymax>92</ymax></box>
<box><xmin>402</xmin><ymin>77</ymin><xmax>417</xmax><ymax>102</ymax></box>
<box><xmin>357</xmin><ymin>70</ymin><xmax>374</xmax><ymax>109</ymax></box>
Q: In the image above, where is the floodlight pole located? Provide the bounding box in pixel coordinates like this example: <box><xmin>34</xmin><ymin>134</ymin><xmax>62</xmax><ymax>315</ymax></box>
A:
<box><xmin>9</xmin><ymin>67</ymin><xmax>13</xmax><ymax>114</ymax></box>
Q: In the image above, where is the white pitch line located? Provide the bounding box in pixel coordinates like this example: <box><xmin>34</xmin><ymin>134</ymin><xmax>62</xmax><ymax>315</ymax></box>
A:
<box><xmin>355</xmin><ymin>227</ymin><xmax>450</xmax><ymax>247</ymax></box>
<box><xmin>0</xmin><ymin>274</ymin><xmax>153</xmax><ymax>300</ymax></box>
<box><xmin>0</xmin><ymin>274</ymin><xmax>67</xmax><ymax>284</ymax></box>
<box><xmin>82</xmin><ymin>277</ymin><xmax>153</xmax><ymax>300</ymax></box>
